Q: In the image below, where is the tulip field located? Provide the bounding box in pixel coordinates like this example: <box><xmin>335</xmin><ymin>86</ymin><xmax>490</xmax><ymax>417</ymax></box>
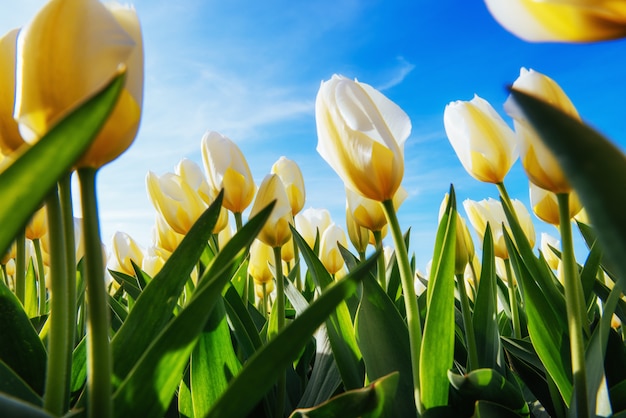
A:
<box><xmin>2</xmin><ymin>2</ymin><xmax>626</xmax><ymax>418</ymax></box>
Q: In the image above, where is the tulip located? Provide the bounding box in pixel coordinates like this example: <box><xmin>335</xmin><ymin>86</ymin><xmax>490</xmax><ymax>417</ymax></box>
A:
<box><xmin>484</xmin><ymin>0</ymin><xmax>626</xmax><ymax>43</ymax></box>
<box><xmin>345</xmin><ymin>207</ymin><xmax>369</xmax><ymax>256</ymax></box>
<box><xmin>0</xmin><ymin>29</ymin><xmax>25</xmax><ymax>154</ymax></box>
<box><xmin>175</xmin><ymin>158</ymin><xmax>228</xmax><ymax>233</ymax></box>
<box><xmin>248</xmin><ymin>239</ymin><xmax>275</xmax><ymax>285</ymax></box>
<box><xmin>346</xmin><ymin>185</ymin><xmax>408</xmax><ymax>232</ymax></box>
<box><xmin>271</xmin><ymin>156</ymin><xmax>306</xmax><ymax>215</ymax></box>
<box><xmin>319</xmin><ymin>223</ymin><xmax>347</xmax><ymax>275</ymax></box>
<box><xmin>255</xmin><ymin>278</ymin><xmax>275</xmax><ymax>299</ymax></box>
<box><xmin>201</xmin><ymin>131</ymin><xmax>256</xmax><ymax>214</ymax></box>
<box><xmin>249</xmin><ymin>174</ymin><xmax>292</xmax><ymax>248</ymax></box>
<box><xmin>463</xmin><ymin>197</ymin><xmax>535</xmax><ymax>259</ymax></box>
<box><xmin>109</xmin><ymin>231</ymin><xmax>143</xmax><ymax>276</ymax></box>
<box><xmin>295</xmin><ymin>207</ymin><xmax>332</xmax><ymax>249</ymax></box>
<box><xmin>541</xmin><ymin>233</ymin><xmax>561</xmax><ymax>270</ymax></box>
<box><xmin>505</xmin><ymin>68</ymin><xmax>580</xmax><ymax>193</ymax></box>
<box><xmin>141</xmin><ymin>246</ymin><xmax>168</xmax><ymax>278</ymax></box>
<box><xmin>25</xmin><ymin>205</ymin><xmax>48</xmax><ymax>241</ymax></box>
<box><xmin>529</xmin><ymin>182</ymin><xmax>582</xmax><ymax>225</ymax></box>
<box><xmin>444</xmin><ymin>95</ymin><xmax>518</xmax><ymax>184</ymax></box>
<box><xmin>439</xmin><ymin>194</ymin><xmax>475</xmax><ymax>275</ymax></box>
<box><xmin>152</xmin><ymin>213</ymin><xmax>184</xmax><ymax>254</ymax></box>
<box><xmin>15</xmin><ymin>0</ymin><xmax>144</xmax><ymax>168</ymax></box>
<box><xmin>316</xmin><ymin>74</ymin><xmax>411</xmax><ymax>202</ymax></box>
<box><xmin>146</xmin><ymin>171</ymin><xmax>207</xmax><ymax>235</ymax></box>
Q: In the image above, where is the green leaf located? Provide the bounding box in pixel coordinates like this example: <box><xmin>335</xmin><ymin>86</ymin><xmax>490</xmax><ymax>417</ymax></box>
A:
<box><xmin>70</xmin><ymin>338</ymin><xmax>87</xmax><ymax>394</ymax></box>
<box><xmin>355</xmin><ymin>274</ymin><xmax>415</xmax><ymax>418</ymax></box>
<box><xmin>190</xmin><ymin>298</ymin><xmax>242</xmax><ymax>416</ymax></box>
<box><xmin>0</xmin><ymin>359</ymin><xmax>42</xmax><ymax>406</ymax></box>
<box><xmin>420</xmin><ymin>185</ymin><xmax>457</xmax><ymax>409</ymax></box>
<box><xmin>223</xmin><ymin>282</ymin><xmax>263</xmax><ymax>360</ymax></box>
<box><xmin>509</xmin><ymin>89</ymin><xmax>626</xmax><ymax>287</ymax></box>
<box><xmin>0</xmin><ymin>279</ymin><xmax>46</xmax><ymax>395</ymax></box>
<box><xmin>110</xmin><ymin>192</ymin><xmax>223</xmax><ymax>385</ymax></box>
<box><xmin>206</xmin><ymin>253</ymin><xmax>378</xmax><ymax>418</ymax></box>
<box><xmin>112</xmin><ymin>203</ymin><xmax>273</xmax><ymax>417</ymax></box>
<box><xmin>0</xmin><ymin>71</ymin><xmax>125</xmax><ymax>256</ymax></box>
<box><xmin>0</xmin><ymin>393</ymin><xmax>53</xmax><ymax>418</ymax></box>
<box><xmin>289</xmin><ymin>371</ymin><xmax>399</xmax><ymax>418</ymax></box>
<box><xmin>474</xmin><ymin>400</ymin><xmax>526</xmax><ymax>418</ymax></box>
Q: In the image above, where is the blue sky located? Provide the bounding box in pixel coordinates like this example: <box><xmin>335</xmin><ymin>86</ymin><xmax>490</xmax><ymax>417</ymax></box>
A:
<box><xmin>3</xmin><ymin>1</ymin><xmax>626</xmax><ymax>269</ymax></box>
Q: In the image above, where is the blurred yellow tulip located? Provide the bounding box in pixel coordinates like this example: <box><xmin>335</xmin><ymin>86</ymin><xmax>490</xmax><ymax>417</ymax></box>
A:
<box><xmin>529</xmin><ymin>182</ymin><xmax>582</xmax><ymax>225</ymax></box>
<box><xmin>505</xmin><ymin>68</ymin><xmax>579</xmax><ymax>193</ymax></box>
<box><xmin>15</xmin><ymin>0</ymin><xmax>144</xmax><ymax>168</ymax></box>
<box><xmin>319</xmin><ymin>223</ymin><xmax>347</xmax><ymax>275</ymax></box>
<box><xmin>444</xmin><ymin>94</ymin><xmax>518</xmax><ymax>184</ymax></box>
<box><xmin>484</xmin><ymin>0</ymin><xmax>626</xmax><ymax>43</ymax></box>
<box><xmin>346</xmin><ymin>185</ymin><xmax>407</xmax><ymax>232</ymax></box>
<box><xmin>0</xmin><ymin>29</ymin><xmax>25</xmax><ymax>154</ymax></box>
<box><xmin>201</xmin><ymin>131</ymin><xmax>256</xmax><ymax>214</ymax></box>
<box><xmin>271</xmin><ymin>156</ymin><xmax>306</xmax><ymax>216</ymax></box>
<box><xmin>540</xmin><ymin>233</ymin><xmax>561</xmax><ymax>270</ymax></box>
<box><xmin>109</xmin><ymin>231</ymin><xmax>144</xmax><ymax>276</ymax></box>
<box><xmin>249</xmin><ymin>174</ymin><xmax>292</xmax><ymax>248</ymax></box>
<box><xmin>316</xmin><ymin>74</ymin><xmax>411</xmax><ymax>202</ymax></box>
<box><xmin>249</xmin><ymin>239</ymin><xmax>275</xmax><ymax>285</ymax></box>
<box><xmin>146</xmin><ymin>171</ymin><xmax>207</xmax><ymax>235</ymax></box>
<box><xmin>141</xmin><ymin>246</ymin><xmax>168</xmax><ymax>278</ymax></box>
<box><xmin>25</xmin><ymin>205</ymin><xmax>48</xmax><ymax>241</ymax></box>
<box><xmin>295</xmin><ymin>207</ymin><xmax>332</xmax><ymax>249</ymax></box>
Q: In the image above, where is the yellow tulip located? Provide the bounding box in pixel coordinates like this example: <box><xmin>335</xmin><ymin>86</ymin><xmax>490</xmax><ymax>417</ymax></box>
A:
<box><xmin>146</xmin><ymin>171</ymin><xmax>207</xmax><ymax>235</ymax></box>
<box><xmin>316</xmin><ymin>74</ymin><xmax>411</xmax><ymax>202</ymax></box>
<box><xmin>15</xmin><ymin>0</ymin><xmax>144</xmax><ymax>168</ymax></box>
<box><xmin>505</xmin><ymin>68</ymin><xmax>580</xmax><ymax>193</ymax></box>
<box><xmin>295</xmin><ymin>207</ymin><xmax>332</xmax><ymax>249</ymax></box>
<box><xmin>484</xmin><ymin>0</ymin><xmax>626</xmax><ymax>43</ymax></box>
<box><xmin>540</xmin><ymin>233</ymin><xmax>561</xmax><ymax>270</ymax></box>
<box><xmin>463</xmin><ymin>198</ymin><xmax>535</xmax><ymax>259</ymax></box>
<box><xmin>201</xmin><ymin>131</ymin><xmax>256</xmax><ymax>214</ymax></box>
<box><xmin>152</xmin><ymin>213</ymin><xmax>184</xmax><ymax>254</ymax></box>
<box><xmin>255</xmin><ymin>279</ymin><xmax>275</xmax><ymax>299</ymax></box>
<box><xmin>25</xmin><ymin>205</ymin><xmax>48</xmax><ymax>241</ymax></box>
<box><xmin>345</xmin><ymin>207</ymin><xmax>369</xmax><ymax>255</ymax></box>
<box><xmin>319</xmin><ymin>223</ymin><xmax>347</xmax><ymax>275</ymax></box>
<box><xmin>529</xmin><ymin>182</ymin><xmax>582</xmax><ymax>225</ymax></box>
<box><xmin>444</xmin><ymin>94</ymin><xmax>518</xmax><ymax>184</ymax></box>
<box><xmin>141</xmin><ymin>246</ymin><xmax>168</xmax><ymax>278</ymax></box>
<box><xmin>271</xmin><ymin>156</ymin><xmax>306</xmax><ymax>216</ymax></box>
<box><xmin>0</xmin><ymin>29</ymin><xmax>25</xmax><ymax>154</ymax></box>
<box><xmin>249</xmin><ymin>174</ymin><xmax>292</xmax><ymax>248</ymax></box>
<box><xmin>439</xmin><ymin>194</ymin><xmax>475</xmax><ymax>274</ymax></box>
<box><xmin>346</xmin><ymin>185</ymin><xmax>407</xmax><ymax>232</ymax></box>
<box><xmin>175</xmin><ymin>158</ymin><xmax>228</xmax><ymax>233</ymax></box>
<box><xmin>248</xmin><ymin>239</ymin><xmax>275</xmax><ymax>285</ymax></box>
<box><xmin>109</xmin><ymin>231</ymin><xmax>144</xmax><ymax>276</ymax></box>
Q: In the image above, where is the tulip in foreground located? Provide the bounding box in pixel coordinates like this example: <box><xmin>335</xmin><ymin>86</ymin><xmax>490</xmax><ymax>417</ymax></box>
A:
<box><xmin>316</xmin><ymin>74</ymin><xmax>411</xmax><ymax>202</ymax></box>
<box><xmin>529</xmin><ymin>181</ymin><xmax>582</xmax><ymax>226</ymax></box>
<box><xmin>249</xmin><ymin>174</ymin><xmax>292</xmax><ymax>249</ymax></box>
<box><xmin>0</xmin><ymin>29</ymin><xmax>24</xmax><ymax>154</ymax></box>
<box><xmin>484</xmin><ymin>0</ymin><xmax>626</xmax><ymax>43</ymax></box>
<box><xmin>271</xmin><ymin>156</ymin><xmax>306</xmax><ymax>215</ymax></box>
<box><xmin>319</xmin><ymin>223</ymin><xmax>347</xmax><ymax>275</ymax></box>
<box><xmin>444</xmin><ymin>94</ymin><xmax>518</xmax><ymax>184</ymax></box>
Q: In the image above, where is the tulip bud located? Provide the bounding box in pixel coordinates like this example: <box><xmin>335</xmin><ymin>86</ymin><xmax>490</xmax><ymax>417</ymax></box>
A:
<box><xmin>346</xmin><ymin>185</ymin><xmax>407</xmax><ymax>232</ymax></box>
<box><xmin>345</xmin><ymin>207</ymin><xmax>369</xmax><ymax>255</ymax></box>
<box><xmin>25</xmin><ymin>205</ymin><xmax>47</xmax><ymax>241</ymax></box>
<box><xmin>529</xmin><ymin>182</ymin><xmax>582</xmax><ymax>225</ymax></box>
<box><xmin>444</xmin><ymin>95</ymin><xmax>518</xmax><ymax>184</ymax></box>
<box><xmin>109</xmin><ymin>231</ymin><xmax>144</xmax><ymax>276</ymax></box>
<box><xmin>505</xmin><ymin>68</ymin><xmax>579</xmax><ymax>194</ymax></box>
<box><xmin>0</xmin><ymin>29</ymin><xmax>24</xmax><ymax>154</ymax></box>
<box><xmin>201</xmin><ymin>131</ymin><xmax>256</xmax><ymax>214</ymax></box>
<box><xmin>146</xmin><ymin>171</ymin><xmax>207</xmax><ymax>235</ymax></box>
<box><xmin>271</xmin><ymin>156</ymin><xmax>306</xmax><ymax>216</ymax></box>
<box><xmin>319</xmin><ymin>223</ymin><xmax>347</xmax><ymax>275</ymax></box>
<box><xmin>248</xmin><ymin>239</ymin><xmax>275</xmax><ymax>285</ymax></box>
<box><xmin>540</xmin><ymin>233</ymin><xmax>561</xmax><ymax>270</ymax></box>
<box><xmin>484</xmin><ymin>0</ymin><xmax>626</xmax><ymax>43</ymax></box>
<box><xmin>295</xmin><ymin>207</ymin><xmax>332</xmax><ymax>249</ymax></box>
<box><xmin>152</xmin><ymin>213</ymin><xmax>184</xmax><ymax>254</ymax></box>
<box><xmin>439</xmin><ymin>194</ymin><xmax>474</xmax><ymax>275</ymax></box>
<box><xmin>316</xmin><ymin>74</ymin><xmax>410</xmax><ymax>202</ymax></box>
<box><xmin>15</xmin><ymin>1</ymin><xmax>144</xmax><ymax>168</ymax></box>
<box><xmin>249</xmin><ymin>174</ymin><xmax>292</xmax><ymax>248</ymax></box>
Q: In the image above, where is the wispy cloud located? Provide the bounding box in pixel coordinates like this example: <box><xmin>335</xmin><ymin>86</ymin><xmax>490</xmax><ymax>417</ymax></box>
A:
<box><xmin>377</xmin><ymin>56</ymin><xmax>416</xmax><ymax>91</ymax></box>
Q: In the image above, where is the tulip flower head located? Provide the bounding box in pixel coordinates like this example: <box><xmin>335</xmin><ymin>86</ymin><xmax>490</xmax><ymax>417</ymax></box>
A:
<box><xmin>295</xmin><ymin>207</ymin><xmax>332</xmax><ymax>249</ymax></box>
<box><xmin>0</xmin><ymin>29</ymin><xmax>25</xmax><ymax>154</ymax></box>
<box><xmin>271</xmin><ymin>156</ymin><xmax>306</xmax><ymax>215</ymax></box>
<box><xmin>248</xmin><ymin>239</ymin><xmax>275</xmax><ymax>285</ymax></box>
<box><xmin>15</xmin><ymin>0</ymin><xmax>144</xmax><ymax>168</ymax></box>
<box><xmin>540</xmin><ymin>233</ymin><xmax>561</xmax><ymax>270</ymax></box>
<box><xmin>152</xmin><ymin>213</ymin><xmax>184</xmax><ymax>255</ymax></box>
<box><xmin>316</xmin><ymin>74</ymin><xmax>411</xmax><ymax>202</ymax></box>
<box><xmin>345</xmin><ymin>207</ymin><xmax>369</xmax><ymax>255</ymax></box>
<box><xmin>505</xmin><ymin>68</ymin><xmax>580</xmax><ymax>194</ymax></box>
<box><xmin>319</xmin><ymin>223</ymin><xmax>347</xmax><ymax>275</ymax></box>
<box><xmin>249</xmin><ymin>174</ymin><xmax>292</xmax><ymax>248</ymax></box>
<box><xmin>25</xmin><ymin>205</ymin><xmax>48</xmax><ymax>241</ymax></box>
<box><xmin>201</xmin><ymin>131</ymin><xmax>256</xmax><ymax>214</ymax></box>
<box><xmin>439</xmin><ymin>194</ymin><xmax>475</xmax><ymax>274</ymax></box>
<box><xmin>484</xmin><ymin>0</ymin><xmax>626</xmax><ymax>43</ymax></box>
<box><xmin>109</xmin><ymin>231</ymin><xmax>144</xmax><ymax>276</ymax></box>
<box><xmin>529</xmin><ymin>182</ymin><xmax>582</xmax><ymax>225</ymax></box>
<box><xmin>346</xmin><ymin>185</ymin><xmax>408</xmax><ymax>232</ymax></box>
<box><xmin>444</xmin><ymin>95</ymin><xmax>518</xmax><ymax>184</ymax></box>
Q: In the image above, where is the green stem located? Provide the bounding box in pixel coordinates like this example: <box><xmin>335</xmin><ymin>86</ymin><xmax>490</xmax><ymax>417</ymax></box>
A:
<box><xmin>273</xmin><ymin>245</ymin><xmax>285</xmax><ymax>418</ymax></box>
<box><xmin>381</xmin><ymin>199</ymin><xmax>423</xmax><ymax>413</ymax></box>
<box><xmin>557</xmin><ymin>193</ymin><xmax>588</xmax><ymax>417</ymax></box>
<box><xmin>43</xmin><ymin>187</ymin><xmax>70</xmax><ymax>416</ymax></box>
<box><xmin>33</xmin><ymin>239</ymin><xmax>46</xmax><ymax>316</ymax></box>
<box><xmin>78</xmin><ymin>167</ymin><xmax>112</xmax><ymax>418</ymax></box>
<box><xmin>373</xmin><ymin>229</ymin><xmax>386</xmax><ymax>291</ymax></box>
<box><xmin>292</xmin><ymin>230</ymin><xmax>302</xmax><ymax>292</ymax></box>
<box><xmin>497</xmin><ymin>182</ymin><xmax>521</xmax><ymax>226</ymax></box>
<box><xmin>59</xmin><ymin>174</ymin><xmax>77</xmax><ymax>346</ymax></box>
<box><xmin>261</xmin><ymin>282</ymin><xmax>268</xmax><ymax>320</ymax></box>
<box><xmin>358</xmin><ymin>251</ymin><xmax>366</xmax><ymax>263</ymax></box>
<box><xmin>234</xmin><ymin>212</ymin><xmax>243</xmax><ymax>231</ymax></box>
<box><xmin>15</xmin><ymin>231</ymin><xmax>26</xmax><ymax>305</ymax></box>
<box><xmin>504</xmin><ymin>258</ymin><xmax>521</xmax><ymax>339</ymax></box>
<box><xmin>456</xmin><ymin>273</ymin><xmax>478</xmax><ymax>371</ymax></box>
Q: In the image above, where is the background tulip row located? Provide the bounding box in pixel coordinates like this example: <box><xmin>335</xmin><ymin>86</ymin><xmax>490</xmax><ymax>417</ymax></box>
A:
<box><xmin>2</xmin><ymin>1</ymin><xmax>626</xmax><ymax>418</ymax></box>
